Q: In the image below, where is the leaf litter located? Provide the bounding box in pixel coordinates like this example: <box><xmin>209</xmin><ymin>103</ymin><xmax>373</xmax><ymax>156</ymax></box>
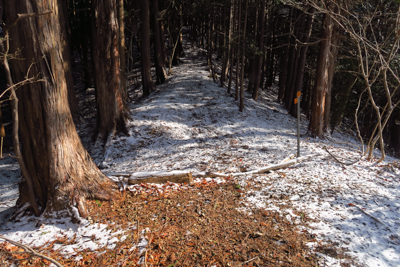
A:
<box><xmin>0</xmin><ymin>40</ymin><xmax>400</xmax><ymax>266</ymax></box>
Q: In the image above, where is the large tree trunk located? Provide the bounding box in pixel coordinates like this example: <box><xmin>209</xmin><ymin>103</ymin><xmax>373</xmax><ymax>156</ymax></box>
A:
<box><xmin>92</xmin><ymin>0</ymin><xmax>127</xmax><ymax>142</ymax></box>
<box><xmin>5</xmin><ymin>0</ymin><xmax>113</xmax><ymax>218</ymax></box>
<box><xmin>140</xmin><ymin>0</ymin><xmax>156</xmax><ymax>96</ymax></box>
<box><xmin>308</xmin><ymin>13</ymin><xmax>333</xmax><ymax>138</ymax></box>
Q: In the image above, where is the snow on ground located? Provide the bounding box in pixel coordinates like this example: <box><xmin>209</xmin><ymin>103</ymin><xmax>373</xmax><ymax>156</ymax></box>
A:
<box><xmin>1</xmin><ymin>45</ymin><xmax>400</xmax><ymax>266</ymax></box>
<box><xmin>1</xmin><ymin>211</ymin><xmax>131</xmax><ymax>256</ymax></box>
<box><xmin>0</xmin><ymin>156</ymin><xmax>19</xmax><ymax>225</ymax></box>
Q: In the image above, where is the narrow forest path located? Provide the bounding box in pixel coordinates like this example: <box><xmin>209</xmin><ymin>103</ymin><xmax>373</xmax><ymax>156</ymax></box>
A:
<box><xmin>99</xmin><ymin>47</ymin><xmax>303</xmax><ymax>175</ymax></box>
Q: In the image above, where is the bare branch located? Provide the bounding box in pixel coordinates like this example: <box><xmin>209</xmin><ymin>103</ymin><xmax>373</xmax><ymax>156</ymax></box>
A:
<box><xmin>3</xmin><ymin>11</ymin><xmax>52</xmax><ymax>32</ymax></box>
<box><xmin>0</xmin><ymin>234</ymin><xmax>64</xmax><ymax>267</ymax></box>
<box><xmin>324</xmin><ymin>146</ymin><xmax>362</xmax><ymax>166</ymax></box>
<box><xmin>0</xmin><ymin>75</ymin><xmax>42</xmax><ymax>100</ymax></box>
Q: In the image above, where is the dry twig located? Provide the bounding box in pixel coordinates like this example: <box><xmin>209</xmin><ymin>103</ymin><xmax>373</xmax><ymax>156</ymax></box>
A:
<box><xmin>0</xmin><ymin>234</ymin><xmax>64</xmax><ymax>267</ymax></box>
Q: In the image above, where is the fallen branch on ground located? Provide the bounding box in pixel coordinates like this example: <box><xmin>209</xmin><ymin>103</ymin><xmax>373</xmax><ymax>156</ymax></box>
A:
<box><xmin>108</xmin><ymin>154</ymin><xmax>319</xmax><ymax>184</ymax></box>
<box><xmin>0</xmin><ymin>234</ymin><xmax>63</xmax><ymax>267</ymax></box>
<box><xmin>280</xmin><ymin>153</ymin><xmax>297</xmax><ymax>163</ymax></box>
<box><xmin>229</xmin><ymin>153</ymin><xmax>319</xmax><ymax>176</ymax></box>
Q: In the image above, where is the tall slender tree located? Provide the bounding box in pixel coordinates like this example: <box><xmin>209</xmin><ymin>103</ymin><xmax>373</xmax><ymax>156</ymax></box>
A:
<box><xmin>308</xmin><ymin>12</ymin><xmax>333</xmax><ymax>137</ymax></box>
<box><xmin>141</xmin><ymin>0</ymin><xmax>156</xmax><ymax>96</ymax></box>
<box><xmin>153</xmin><ymin>0</ymin><xmax>167</xmax><ymax>84</ymax></box>
<box><xmin>92</xmin><ymin>0</ymin><xmax>127</xmax><ymax>143</ymax></box>
<box><xmin>118</xmin><ymin>0</ymin><xmax>127</xmax><ymax>100</ymax></box>
<box><xmin>239</xmin><ymin>0</ymin><xmax>248</xmax><ymax>112</ymax></box>
<box><xmin>251</xmin><ymin>0</ymin><xmax>266</xmax><ymax>101</ymax></box>
<box><xmin>235</xmin><ymin>0</ymin><xmax>242</xmax><ymax>101</ymax></box>
<box><xmin>227</xmin><ymin>0</ymin><xmax>236</xmax><ymax>94</ymax></box>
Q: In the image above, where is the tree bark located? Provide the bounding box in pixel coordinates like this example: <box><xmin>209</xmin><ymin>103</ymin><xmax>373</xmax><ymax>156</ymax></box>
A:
<box><xmin>247</xmin><ymin>0</ymin><xmax>259</xmax><ymax>94</ymax></box>
<box><xmin>153</xmin><ymin>0</ymin><xmax>167</xmax><ymax>84</ymax></box>
<box><xmin>57</xmin><ymin>0</ymin><xmax>78</xmax><ymax>123</ymax></box>
<box><xmin>118</xmin><ymin>0</ymin><xmax>127</xmax><ymax>101</ymax></box>
<box><xmin>235</xmin><ymin>0</ymin><xmax>241</xmax><ymax>101</ymax></box>
<box><xmin>4</xmin><ymin>0</ymin><xmax>113</xmax><ymax>218</ymax></box>
<box><xmin>278</xmin><ymin>7</ymin><xmax>292</xmax><ymax>103</ymax></box>
<box><xmin>92</xmin><ymin>0</ymin><xmax>127</xmax><ymax>142</ymax></box>
<box><xmin>0</xmin><ymin>25</ymin><xmax>40</xmax><ymax>216</ymax></box>
<box><xmin>221</xmin><ymin>0</ymin><xmax>234</xmax><ymax>87</ymax></box>
<box><xmin>308</xmin><ymin>13</ymin><xmax>333</xmax><ymax>138</ymax></box>
<box><xmin>239</xmin><ymin>0</ymin><xmax>248</xmax><ymax>112</ymax></box>
<box><xmin>172</xmin><ymin>4</ymin><xmax>184</xmax><ymax>66</ymax></box>
<box><xmin>252</xmin><ymin>0</ymin><xmax>266</xmax><ymax>101</ymax></box>
<box><xmin>227</xmin><ymin>0</ymin><xmax>236</xmax><ymax>94</ymax></box>
<box><xmin>159</xmin><ymin>0</ymin><xmax>168</xmax><ymax>65</ymax></box>
<box><xmin>323</xmin><ymin>19</ymin><xmax>340</xmax><ymax>134</ymax></box>
<box><xmin>140</xmin><ymin>0</ymin><xmax>156</xmax><ymax>96</ymax></box>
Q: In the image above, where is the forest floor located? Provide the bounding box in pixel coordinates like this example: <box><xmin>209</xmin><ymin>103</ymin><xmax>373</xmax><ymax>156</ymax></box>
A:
<box><xmin>1</xmin><ymin>42</ymin><xmax>400</xmax><ymax>266</ymax></box>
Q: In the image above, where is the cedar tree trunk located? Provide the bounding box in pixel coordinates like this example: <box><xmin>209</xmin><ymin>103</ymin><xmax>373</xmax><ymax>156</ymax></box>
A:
<box><xmin>239</xmin><ymin>0</ymin><xmax>248</xmax><ymax>112</ymax></box>
<box><xmin>153</xmin><ymin>0</ymin><xmax>167</xmax><ymax>84</ymax></box>
<box><xmin>308</xmin><ymin>13</ymin><xmax>333</xmax><ymax>137</ymax></box>
<box><xmin>5</xmin><ymin>0</ymin><xmax>113</xmax><ymax>218</ymax></box>
<box><xmin>323</xmin><ymin>20</ymin><xmax>340</xmax><ymax>134</ymax></box>
<box><xmin>118</xmin><ymin>0</ymin><xmax>127</xmax><ymax>100</ymax></box>
<box><xmin>141</xmin><ymin>0</ymin><xmax>155</xmax><ymax>96</ymax></box>
<box><xmin>58</xmin><ymin>0</ymin><xmax>78</xmax><ymax>122</ymax></box>
<box><xmin>252</xmin><ymin>0</ymin><xmax>266</xmax><ymax>101</ymax></box>
<box><xmin>92</xmin><ymin>0</ymin><xmax>127</xmax><ymax>142</ymax></box>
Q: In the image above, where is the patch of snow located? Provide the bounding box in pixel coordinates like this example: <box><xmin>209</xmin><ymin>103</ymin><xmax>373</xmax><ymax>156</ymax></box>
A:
<box><xmin>0</xmin><ymin>212</ymin><xmax>131</xmax><ymax>258</ymax></box>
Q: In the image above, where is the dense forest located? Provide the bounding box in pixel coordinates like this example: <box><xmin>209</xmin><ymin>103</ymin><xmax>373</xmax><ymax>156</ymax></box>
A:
<box><xmin>0</xmin><ymin>0</ymin><xmax>400</xmax><ymax>266</ymax></box>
